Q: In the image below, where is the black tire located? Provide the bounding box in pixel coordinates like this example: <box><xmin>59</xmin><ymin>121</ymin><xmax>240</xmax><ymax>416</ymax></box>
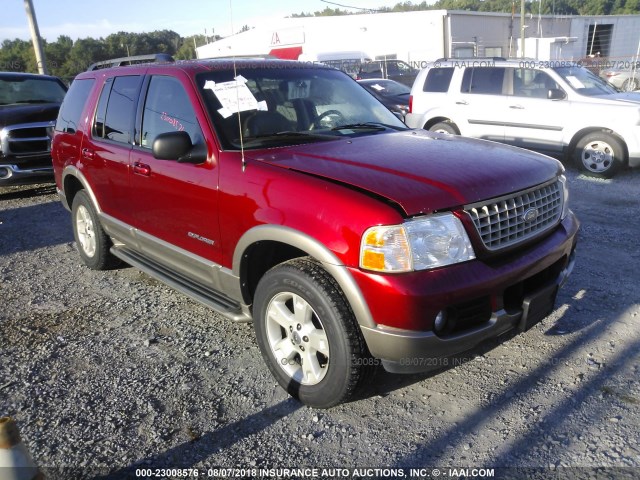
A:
<box><xmin>253</xmin><ymin>257</ymin><xmax>371</xmax><ymax>408</ymax></box>
<box><xmin>621</xmin><ymin>78</ymin><xmax>639</xmax><ymax>92</ymax></box>
<box><xmin>71</xmin><ymin>190</ymin><xmax>119</xmax><ymax>270</ymax></box>
<box><xmin>573</xmin><ymin>131</ymin><xmax>625</xmax><ymax>179</ymax></box>
<box><xmin>428</xmin><ymin>121</ymin><xmax>458</xmax><ymax>135</ymax></box>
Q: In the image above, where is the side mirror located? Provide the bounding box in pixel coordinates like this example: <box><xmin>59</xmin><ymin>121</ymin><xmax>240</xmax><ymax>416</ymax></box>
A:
<box><xmin>548</xmin><ymin>88</ymin><xmax>566</xmax><ymax>100</ymax></box>
<box><xmin>152</xmin><ymin>131</ymin><xmax>207</xmax><ymax>164</ymax></box>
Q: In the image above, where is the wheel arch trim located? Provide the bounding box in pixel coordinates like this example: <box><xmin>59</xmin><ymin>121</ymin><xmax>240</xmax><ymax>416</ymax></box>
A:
<box><xmin>60</xmin><ymin>166</ymin><xmax>102</xmax><ymax>214</ymax></box>
<box><xmin>233</xmin><ymin>225</ymin><xmax>376</xmax><ymax>328</ymax></box>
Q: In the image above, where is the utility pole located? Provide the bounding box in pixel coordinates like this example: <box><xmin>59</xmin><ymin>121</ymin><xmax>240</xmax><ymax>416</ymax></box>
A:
<box><xmin>24</xmin><ymin>0</ymin><xmax>48</xmax><ymax>74</ymax></box>
<box><xmin>520</xmin><ymin>0</ymin><xmax>526</xmax><ymax>58</ymax></box>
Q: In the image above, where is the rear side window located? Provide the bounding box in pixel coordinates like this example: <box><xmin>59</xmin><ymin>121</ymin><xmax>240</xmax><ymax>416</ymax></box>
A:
<box><xmin>423</xmin><ymin>67</ymin><xmax>454</xmax><ymax>92</ymax></box>
<box><xmin>461</xmin><ymin>67</ymin><xmax>506</xmax><ymax>95</ymax></box>
<box><xmin>55</xmin><ymin>79</ymin><xmax>94</xmax><ymax>133</ymax></box>
<box><xmin>92</xmin><ymin>75</ymin><xmax>142</xmax><ymax>144</ymax></box>
<box><xmin>140</xmin><ymin>76</ymin><xmax>202</xmax><ymax>149</ymax></box>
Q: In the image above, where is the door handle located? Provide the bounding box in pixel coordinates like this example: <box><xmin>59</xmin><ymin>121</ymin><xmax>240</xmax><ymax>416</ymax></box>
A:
<box><xmin>509</xmin><ymin>105</ymin><xmax>525</xmax><ymax>109</ymax></box>
<box><xmin>81</xmin><ymin>148</ymin><xmax>94</xmax><ymax>159</ymax></box>
<box><xmin>455</xmin><ymin>100</ymin><xmax>468</xmax><ymax>105</ymax></box>
<box><xmin>133</xmin><ymin>162</ymin><xmax>151</xmax><ymax>176</ymax></box>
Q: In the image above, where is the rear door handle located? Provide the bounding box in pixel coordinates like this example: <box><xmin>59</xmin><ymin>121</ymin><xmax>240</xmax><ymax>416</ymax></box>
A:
<box><xmin>455</xmin><ymin>100</ymin><xmax>469</xmax><ymax>105</ymax></box>
<box><xmin>133</xmin><ymin>162</ymin><xmax>151</xmax><ymax>176</ymax></box>
<box><xmin>509</xmin><ymin>105</ymin><xmax>525</xmax><ymax>109</ymax></box>
<box><xmin>81</xmin><ymin>148</ymin><xmax>94</xmax><ymax>159</ymax></box>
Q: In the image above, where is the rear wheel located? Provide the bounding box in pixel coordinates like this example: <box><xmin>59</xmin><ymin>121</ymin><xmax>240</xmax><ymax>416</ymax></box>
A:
<box><xmin>71</xmin><ymin>191</ymin><xmax>119</xmax><ymax>270</ymax></box>
<box><xmin>253</xmin><ymin>258</ymin><xmax>370</xmax><ymax>408</ymax></box>
<box><xmin>428</xmin><ymin>121</ymin><xmax>458</xmax><ymax>135</ymax></box>
<box><xmin>573</xmin><ymin>132</ymin><xmax>625</xmax><ymax>178</ymax></box>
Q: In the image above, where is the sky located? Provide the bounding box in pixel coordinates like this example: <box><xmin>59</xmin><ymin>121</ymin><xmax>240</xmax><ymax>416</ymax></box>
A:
<box><xmin>0</xmin><ymin>0</ymin><xmax>423</xmax><ymax>42</ymax></box>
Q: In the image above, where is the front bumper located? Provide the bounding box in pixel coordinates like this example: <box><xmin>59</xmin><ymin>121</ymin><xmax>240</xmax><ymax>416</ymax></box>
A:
<box><xmin>0</xmin><ymin>163</ymin><xmax>53</xmax><ymax>186</ymax></box>
<box><xmin>355</xmin><ymin>211</ymin><xmax>579</xmax><ymax>373</ymax></box>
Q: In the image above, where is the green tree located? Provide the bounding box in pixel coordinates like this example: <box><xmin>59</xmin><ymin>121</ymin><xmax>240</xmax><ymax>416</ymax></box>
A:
<box><xmin>175</xmin><ymin>34</ymin><xmax>208</xmax><ymax>60</ymax></box>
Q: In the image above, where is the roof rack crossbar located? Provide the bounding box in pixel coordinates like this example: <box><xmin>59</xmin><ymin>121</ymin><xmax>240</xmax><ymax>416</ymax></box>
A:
<box><xmin>87</xmin><ymin>53</ymin><xmax>174</xmax><ymax>71</ymax></box>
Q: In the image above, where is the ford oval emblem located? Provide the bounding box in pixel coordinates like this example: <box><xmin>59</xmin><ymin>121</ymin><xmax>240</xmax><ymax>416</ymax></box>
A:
<box><xmin>523</xmin><ymin>207</ymin><xmax>539</xmax><ymax>223</ymax></box>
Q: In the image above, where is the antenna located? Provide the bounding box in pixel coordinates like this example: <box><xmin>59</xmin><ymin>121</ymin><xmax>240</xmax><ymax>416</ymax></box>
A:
<box><xmin>229</xmin><ymin>0</ymin><xmax>246</xmax><ymax>172</ymax></box>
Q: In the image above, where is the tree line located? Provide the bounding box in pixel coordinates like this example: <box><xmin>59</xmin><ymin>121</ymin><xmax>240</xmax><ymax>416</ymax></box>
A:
<box><xmin>0</xmin><ymin>30</ymin><xmax>209</xmax><ymax>81</ymax></box>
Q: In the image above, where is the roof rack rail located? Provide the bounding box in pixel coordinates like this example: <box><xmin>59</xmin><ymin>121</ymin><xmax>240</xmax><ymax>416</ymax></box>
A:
<box><xmin>87</xmin><ymin>53</ymin><xmax>174</xmax><ymax>71</ymax></box>
<box><xmin>434</xmin><ymin>57</ymin><xmax>507</xmax><ymax>62</ymax></box>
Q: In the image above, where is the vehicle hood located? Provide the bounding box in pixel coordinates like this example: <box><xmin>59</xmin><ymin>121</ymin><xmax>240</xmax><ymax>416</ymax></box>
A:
<box><xmin>250</xmin><ymin>130</ymin><xmax>562</xmax><ymax>216</ymax></box>
<box><xmin>587</xmin><ymin>92</ymin><xmax>640</xmax><ymax>105</ymax></box>
<box><xmin>0</xmin><ymin>103</ymin><xmax>60</xmax><ymax>129</ymax></box>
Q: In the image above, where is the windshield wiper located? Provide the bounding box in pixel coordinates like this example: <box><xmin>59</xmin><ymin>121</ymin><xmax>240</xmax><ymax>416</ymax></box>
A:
<box><xmin>241</xmin><ymin>130</ymin><xmax>338</xmax><ymax>147</ymax></box>
<box><xmin>331</xmin><ymin>122</ymin><xmax>405</xmax><ymax>132</ymax></box>
<box><xmin>15</xmin><ymin>99</ymin><xmax>55</xmax><ymax>104</ymax></box>
<box><xmin>249</xmin><ymin>130</ymin><xmax>335</xmax><ymax>140</ymax></box>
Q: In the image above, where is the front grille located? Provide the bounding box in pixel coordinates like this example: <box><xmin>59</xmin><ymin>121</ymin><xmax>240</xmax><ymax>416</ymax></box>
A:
<box><xmin>0</xmin><ymin>121</ymin><xmax>54</xmax><ymax>159</ymax></box>
<box><xmin>465</xmin><ymin>179</ymin><xmax>563</xmax><ymax>251</ymax></box>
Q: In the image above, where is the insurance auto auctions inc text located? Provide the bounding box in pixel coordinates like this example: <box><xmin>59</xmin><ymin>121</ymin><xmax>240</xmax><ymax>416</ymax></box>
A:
<box><xmin>190</xmin><ymin>467</ymin><xmax>495</xmax><ymax>478</ymax></box>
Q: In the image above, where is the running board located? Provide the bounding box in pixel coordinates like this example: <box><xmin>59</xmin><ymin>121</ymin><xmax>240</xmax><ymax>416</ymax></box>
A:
<box><xmin>111</xmin><ymin>247</ymin><xmax>251</xmax><ymax>323</ymax></box>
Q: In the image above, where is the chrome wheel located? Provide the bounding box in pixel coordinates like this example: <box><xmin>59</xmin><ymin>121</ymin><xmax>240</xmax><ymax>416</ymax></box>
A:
<box><xmin>75</xmin><ymin>204</ymin><xmax>96</xmax><ymax>258</ymax></box>
<box><xmin>265</xmin><ymin>291</ymin><xmax>330</xmax><ymax>386</ymax></box>
<box><xmin>580</xmin><ymin>139</ymin><xmax>615</xmax><ymax>174</ymax></box>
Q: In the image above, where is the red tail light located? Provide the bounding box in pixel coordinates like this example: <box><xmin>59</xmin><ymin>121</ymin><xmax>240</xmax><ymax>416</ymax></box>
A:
<box><xmin>409</xmin><ymin>95</ymin><xmax>413</xmax><ymax>114</ymax></box>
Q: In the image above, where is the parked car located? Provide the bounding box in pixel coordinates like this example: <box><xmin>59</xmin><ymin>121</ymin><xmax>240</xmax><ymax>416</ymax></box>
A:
<box><xmin>0</xmin><ymin>72</ymin><xmax>67</xmax><ymax>186</ymax></box>
<box><xmin>405</xmin><ymin>59</ymin><xmax>640</xmax><ymax>178</ymax></box>
<box><xmin>600</xmin><ymin>64</ymin><xmax>639</xmax><ymax>92</ymax></box>
<box><xmin>357</xmin><ymin>59</ymin><xmax>418</xmax><ymax>87</ymax></box>
<box><xmin>358</xmin><ymin>78</ymin><xmax>410</xmax><ymax>119</ymax></box>
<box><xmin>52</xmin><ymin>58</ymin><xmax>578</xmax><ymax>408</ymax></box>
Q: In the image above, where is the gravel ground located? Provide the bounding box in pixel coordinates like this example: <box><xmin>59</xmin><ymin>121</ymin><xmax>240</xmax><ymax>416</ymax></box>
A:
<box><xmin>1</xmin><ymin>167</ymin><xmax>639</xmax><ymax>480</ymax></box>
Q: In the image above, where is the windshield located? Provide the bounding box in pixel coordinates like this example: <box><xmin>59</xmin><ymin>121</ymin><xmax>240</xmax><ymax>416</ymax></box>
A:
<box><xmin>0</xmin><ymin>76</ymin><xmax>67</xmax><ymax>105</ymax></box>
<box><xmin>553</xmin><ymin>66</ymin><xmax>618</xmax><ymax>96</ymax></box>
<box><xmin>196</xmin><ymin>65</ymin><xmax>407</xmax><ymax>150</ymax></box>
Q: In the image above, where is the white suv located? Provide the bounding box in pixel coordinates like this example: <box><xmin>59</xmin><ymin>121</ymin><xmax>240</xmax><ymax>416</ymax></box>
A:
<box><xmin>405</xmin><ymin>59</ymin><xmax>640</xmax><ymax>178</ymax></box>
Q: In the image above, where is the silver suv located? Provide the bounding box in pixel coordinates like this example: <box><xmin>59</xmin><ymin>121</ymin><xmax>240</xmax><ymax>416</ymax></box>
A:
<box><xmin>405</xmin><ymin>59</ymin><xmax>640</xmax><ymax>178</ymax></box>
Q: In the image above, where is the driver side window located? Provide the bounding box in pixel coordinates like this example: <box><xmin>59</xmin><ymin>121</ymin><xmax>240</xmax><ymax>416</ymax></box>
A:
<box><xmin>141</xmin><ymin>76</ymin><xmax>202</xmax><ymax>149</ymax></box>
<box><xmin>513</xmin><ymin>69</ymin><xmax>561</xmax><ymax>98</ymax></box>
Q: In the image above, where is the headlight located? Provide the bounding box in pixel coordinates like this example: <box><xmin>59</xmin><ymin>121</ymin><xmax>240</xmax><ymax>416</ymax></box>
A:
<box><xmin>360</xmin><ymin>213</ymin><xmax>475</xmax><ymax>273</ymax></box>
<box><xmin>559</xmin><ymin>174</ymin><xmax>569</xmax><ymax>219</ymax></box>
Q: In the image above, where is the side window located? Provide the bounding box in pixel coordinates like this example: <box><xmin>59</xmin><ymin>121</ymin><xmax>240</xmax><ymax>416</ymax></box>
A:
<box><xmin>93</xmin><ymin>75</ymin><xmax>142</xmax><ymax>144</ymax></box>
<box><xmin>140</xmin><ymin>76</ymin><xmax>202</xmax><ymax>149</ymax></box>
<box><xmin>55</xmin><ymin>78</ymin><xmax>95</xmax><ymax>133</ymax></box>
<box><xmin>513</xmin><ymin>68</ymin><xmax>561</xmax><ymax>98</ymax></box>
<box><xmin>396</xmin><ymin>61</ymin><xmax>412</xmax><ymax>73</ymax></box>
<box><xmin>423</xmin><ymin>67</ymin><xmax>454</xmax><ymax>92</ymax></box>
<box><xmin>461</xmin><ymin>67</ymin><xmax>506</xmax><ymax>95</ymax></box>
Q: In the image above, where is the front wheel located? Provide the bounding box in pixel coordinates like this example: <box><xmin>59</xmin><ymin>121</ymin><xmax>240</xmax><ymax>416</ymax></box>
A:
<box><xmin>428</xmin><ymin>121</ymin><xmax>458</xmax><ymax>135</ymax></box>
<box><xmin>253</xmin><ymin>258</ymin><xmax>370</xmax><ymax>408</ymax></box>
<box><xmin>573</xmin><ymin>132</ymin><xmax>625</xmax><ymax>178</ymax></box>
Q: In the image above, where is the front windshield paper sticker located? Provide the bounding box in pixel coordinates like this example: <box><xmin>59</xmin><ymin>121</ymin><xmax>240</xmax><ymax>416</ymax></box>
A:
<box><xmin>370</xmin><ymin>83</ymin><xmax>385</xmax><ymax>91</ymax></box>
<box><xmin>565</xmin><ymin>75</ymin><xmax>586</xmax><ymax>89</ymax></box>
<box><xmin>204</xmin><ymin>77</ymin><xmax>261</xmax><ymax>118</ymax></box>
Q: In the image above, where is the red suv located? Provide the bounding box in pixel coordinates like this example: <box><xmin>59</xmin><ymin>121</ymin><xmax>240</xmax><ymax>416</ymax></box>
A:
<box><xmin>52</xmin><ymin>58</ymin><xmax>579</xmax><ymax>408</ymax></box>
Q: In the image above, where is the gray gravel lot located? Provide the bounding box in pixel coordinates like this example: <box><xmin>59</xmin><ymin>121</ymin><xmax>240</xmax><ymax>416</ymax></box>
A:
<box><xmin>1</xmin><ymin>168</ymin><xmax>639</xmax><ymax>479</ymax></box>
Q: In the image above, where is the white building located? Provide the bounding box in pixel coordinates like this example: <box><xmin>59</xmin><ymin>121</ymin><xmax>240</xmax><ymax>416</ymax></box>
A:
<box><xmin>196</xmin><ymin>10</ymin><xmax>640</xmax><ymax>65</ymax></box>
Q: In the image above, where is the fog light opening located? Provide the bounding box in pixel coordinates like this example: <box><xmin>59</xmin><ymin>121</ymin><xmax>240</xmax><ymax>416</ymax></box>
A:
<box><xmin>0</xmin><ymin>167</ymin><xmax>10</xmax><ymax>179</ymax></box>
<box><xmin>434</xmin><ymin>310</ymin><xmax>447</xmax><ymax>333</ymax></box>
